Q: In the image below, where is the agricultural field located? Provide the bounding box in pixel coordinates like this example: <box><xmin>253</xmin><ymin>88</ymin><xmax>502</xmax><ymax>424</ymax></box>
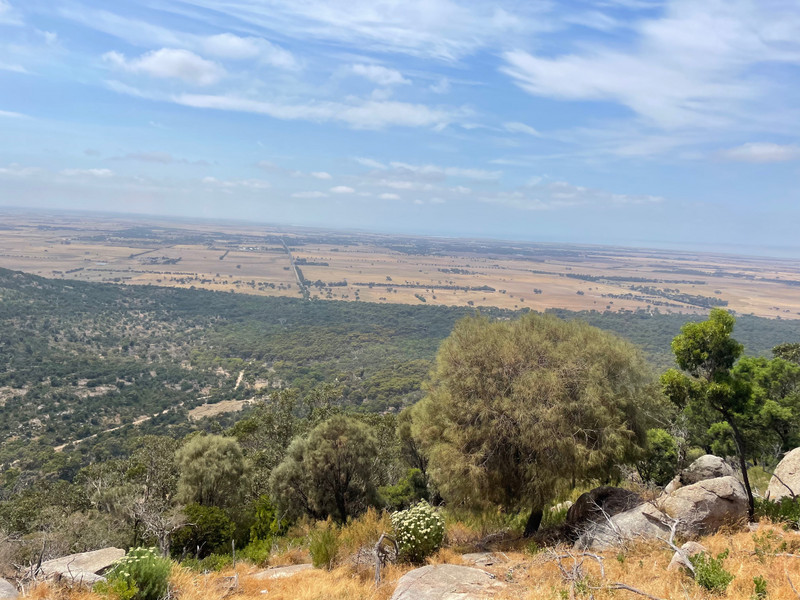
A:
<box><xmin>2</xmin><ymin>208</ymin><xmax>800</xmax><ymax>319</ymax></box>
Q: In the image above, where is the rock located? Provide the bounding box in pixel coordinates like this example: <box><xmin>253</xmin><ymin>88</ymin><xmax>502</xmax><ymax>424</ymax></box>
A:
<box><xmin>251</xmin><ymin>564</ymin><xmax>313</xmax><ymax>580</ymax></box>
<box><xmin>577</xmin><ymin>475</ymin><xmax>748</xmax><ymax>550</ymax></box>
<box><xmin>576</xmin><ymin>503</ymin><xmax>671</xmax><ymax>551</ymax></box>
<box><xmin>46</xmin><ymin>571</ymin><xmax>106</xmax><ymax>586</ymax></box>
<box><xmin>461</xmin><ymin>552</ymin><xmax>506</xmax><ymax>567</ymax></box>
<box><xmin>0</xmin><ymin>578</ymin><xmax>18</xmax><ymax>600</ymax></box>
<box><xmin>659</xmin><ymin>476</ymin><xmax>748</xmax><ymax>537</ymax></box>
<box><xmin>679</xmin><ymin>455</ymin><xmax>733</xmax><ymax>486</ymax></box>
<box><xmin>390</xmin><ymin>565</ymin><xmax>506</xmax><ymax>600</ymax></box>
<box><xmin>40</xmin><ymin>547</ymin><xmax>125</xmax><ymax>578</ymax></box>
<box><xmin>766</xmin><ymin>447</ymin><xmax>800</xmax><ymax>501</ymax></box>
<box><xmin>566</xmin><ymin>486</ymin><xmax>642</xmax><ymax>530</ymax></box>
<box><xmin>663</xmin><ymin>477</ymin><xmax>682</xmax><ymax>495</ymax></box>
<box><xmin>667</xmin><ymin>541</ymin><xmax>706</xmax><ymax>572</ymax></box>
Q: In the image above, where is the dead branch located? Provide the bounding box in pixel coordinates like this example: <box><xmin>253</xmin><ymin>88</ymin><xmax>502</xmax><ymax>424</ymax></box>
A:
<box><xmin>591</xmin><ymin>582</ymin><xmax>666</xmax><ymax>600</ymax></box>
<box><xmin>373</xmin><ymin>532</ymin><xmax>398</xmax><ymax>586</ymax></box>
<box><xmin>788</xmin><ymin>573</ymin><xmax>800</xmax><ymax>599</ymax></box>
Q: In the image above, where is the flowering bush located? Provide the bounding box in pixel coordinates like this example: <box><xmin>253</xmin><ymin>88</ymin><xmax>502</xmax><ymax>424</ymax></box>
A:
<box><xmin>98</xmin><ymin>547</ymin><xmax>171</xmax><ymax>600</ymax></box>
<box><xmin>390</xmin><ymin>501</ymin><xmax>445</xmax><ymax>563</ymax></box>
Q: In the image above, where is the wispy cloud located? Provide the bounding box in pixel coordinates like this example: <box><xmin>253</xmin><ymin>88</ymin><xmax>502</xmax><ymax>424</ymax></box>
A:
<box><xmin>349</xmin><ymin>64</ymin><xmax>410</xmax><ymax>86</ymax></box>
<box><xmin>482</xmin><ymin>178</ymin><xmax>663</xmax><ymax>210</ymax></box>
<box><xmin>719</xmin><ymin>142</ymin><xmax>800</xmax><ymax>163</ymax></box>
<box><xmin>103</xmin><ymin>48</ymin><xmax>225</xmax><ymax>86</ymax></box>
<box><xmin>292</xmin><ymin>191</ymin><xmax>328</xmax><ymax>198</ymax></box>
<box><xmin>330</xmin><ymin>185</ymin><xmax>355</xmax><ymax>194</ymax></box>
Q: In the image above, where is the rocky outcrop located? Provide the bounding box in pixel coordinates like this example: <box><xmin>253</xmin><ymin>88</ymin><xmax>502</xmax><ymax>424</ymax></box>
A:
<box><xmin>679</xmin><ymin>455</ymin><xmax>734</xmax><ymax>486</ymax></box>
<box><xmin>667</xmin><ymin>541</ymin><xmax>706</xmax><ymax>572</ymax></box>
<box><xmin>39</xmin><ymin>547</ymin><xmax>125</xmax><ymax>586</ymax></box>
<box><xmin>0</xmin><ymin>578</ymin><xmax>18</xmax><ymax>600</ymax></box>
<box><xmin>390</xmin><ymin>565</ymin><xmax>506</xmax><ymax>600</ymax></box>
<box><xmin>566</xmin><ymin>486</ymin><xmax>642</xmax><ymax>530</ymax></box>
<box><xmin>577</xmin><ymin>476</ymin><xmax>747</xmax><ymax>550</ymax></box>
<box><xmin>659</xmin><ymin>476</ymin><xmax>748</xmax><ymax>537</ymax></box>
<box><xmin>766</xmin><ymin>447</ymin><xmax>800</xmax><ymax>501</ymax></box>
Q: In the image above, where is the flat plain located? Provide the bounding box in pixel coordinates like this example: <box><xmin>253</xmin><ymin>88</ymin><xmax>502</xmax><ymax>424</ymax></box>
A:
<box><xmin>2</xmin><ymin>209</ymin><xmax>800</xmax><ymax>319</ymax></box>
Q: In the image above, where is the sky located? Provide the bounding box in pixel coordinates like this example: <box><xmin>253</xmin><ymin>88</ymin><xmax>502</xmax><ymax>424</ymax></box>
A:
<box><xmin>1</xmin><ymin>0</ymin><xmax>800</xmax><ymax>256</ymax></box>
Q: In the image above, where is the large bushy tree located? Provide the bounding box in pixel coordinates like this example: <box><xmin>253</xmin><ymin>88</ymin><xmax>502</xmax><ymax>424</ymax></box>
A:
<box><xmin>176</xmin><ymin>435</ymin><xmax>246</xmax><ymax>508</ymax></box>
<box><xmin>270</xmin><ymin>415</ymin><xmax>379</xmax><ymax>523</ymax></box>
<box><xmin>412</xmin><ymin>313</ymin><xmax>656</xmax><ymax>536</ymax></box>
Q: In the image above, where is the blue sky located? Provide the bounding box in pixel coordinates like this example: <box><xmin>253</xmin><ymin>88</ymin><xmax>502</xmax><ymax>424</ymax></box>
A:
<box><xmin>1</xmin><ymin>0</ymin><xmax>800</xmax><ymax>255</ymax></box>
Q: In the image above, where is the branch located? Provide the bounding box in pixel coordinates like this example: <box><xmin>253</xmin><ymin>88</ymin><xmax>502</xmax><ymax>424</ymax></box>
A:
<box><xmin>789</xmin><ymin>574</ymin><xmax>800</xmax><ymax>599</ymax></box>
<box><xmin>591</xmin><ymin>583</ymin><xmax>666</xmax><ymax>600</ymax></box>
<box><xmin>761</xmin><ymin>467</ymin><xmax>796</xmax><ymax>500</ymax></box>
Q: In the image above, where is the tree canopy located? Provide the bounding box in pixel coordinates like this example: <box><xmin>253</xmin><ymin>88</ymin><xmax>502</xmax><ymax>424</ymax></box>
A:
<box><xmin>412</xmin><ymin>313</ymin><xmax>658</xmax><ymax>535</ymax></box>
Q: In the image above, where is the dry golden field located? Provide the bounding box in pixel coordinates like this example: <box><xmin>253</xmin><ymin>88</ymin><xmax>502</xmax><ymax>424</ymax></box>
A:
<box><xmin>2</xmin><ymin>210</ymin><xmax>800</xmax><ymax>319</ymax></box>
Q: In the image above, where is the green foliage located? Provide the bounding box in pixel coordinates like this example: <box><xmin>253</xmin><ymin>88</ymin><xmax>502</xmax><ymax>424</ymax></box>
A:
<box><xmin>249</xmin><ymin>495</ymin><xmax>285</xmax><ymax>543</ymax></box>
<box><xmin>391</xmin><ymin>501</ymin><xmax>445</xmax><ymax>564</ymax></box>
<box><xmin>172</xmin><ymin>504</ymin><xmax>235</xmax><ymax>558</ymax></box>
<box><xmin>270</xmin><ymin>415</ymin><xmax>379</xmax><ymax>523</ymax></box>
<box><xmin>102</xmin><ymin>547</ymin><xmax>171</xmax><ymax>600</ymax></box>
<box><xmin>95</xmin><ymin>576</ymin><xmax>138</xmax><ymax>600</ymax></box>
<box><xmin>176</xmin><ymin>435</ymin><xmax>246</xmax><ymax>508</ymax></box>
<box><xmin>754</xmin><ymin>497</ymin><xmax>800</xmax><ymax>528</ymax></box>
<box><xmin>690</xmin><ymin>549</ymin><xmax>734</xmax><ymax>594</ymax></box>
<box><xmin>413</xmin><ymin>313</ymin><xmax>657</xmax><ymax>532</ymax></box>
<box><xmin>308</xmin><ymin>520</ymin><xmax>340</xmax><ymax>570</ymax></box>
<box><xmin>636</xmin><ymin>428</ymin><xmax>679</xmax><ymax>486</ymax></box>
<box><xmin>239</xmin><ymin>539</ymin><xmax>272</xmax><ymax>566</ymax></box>
<box><xmin>753</xmin><ymin>575</ymin><xmax>768</xmax><ymax>599</ymax></box>
<box><xmin>379</xmin><ymin>468</ymin><xmax>429</xmax><ymax>511</ymax></box>
<box><xmin>181</xmin><ymin>553</ymin><xmax>233</xmax><ymax>572</ymax></box>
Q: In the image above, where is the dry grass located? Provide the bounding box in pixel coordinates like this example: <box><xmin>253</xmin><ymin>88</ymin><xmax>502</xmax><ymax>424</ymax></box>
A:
<box><xmin>16</xmin><ymin>523</ymin><xmax>800</xmax><ymax>600</ymax></box>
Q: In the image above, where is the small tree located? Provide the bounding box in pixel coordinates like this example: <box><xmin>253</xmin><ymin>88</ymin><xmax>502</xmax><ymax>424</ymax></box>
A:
<box><xmin>662</xmin><ymin>309</ymin><xmax>757</xmax><ymax>519</ymax></box>
<box><xmin>176</xmin><ymin>435</ymin><xmax>246</xmax><ymax>509</ymax></box>
<box><xmin>413</xmin><ymin>313</ymin><xmax>656</xmax><ymax>536</ymax></box>
<box><xmin>270</xmin><ymin>415</ymin><xmax>379</xmax><ymax>523</ymax></box>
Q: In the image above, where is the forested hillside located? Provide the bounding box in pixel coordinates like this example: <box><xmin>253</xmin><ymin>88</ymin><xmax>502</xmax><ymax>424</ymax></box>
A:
<box><xmin>2</xmin><ymin>267</ymin><xmax>800</xmax><ymax>492</ymax></box>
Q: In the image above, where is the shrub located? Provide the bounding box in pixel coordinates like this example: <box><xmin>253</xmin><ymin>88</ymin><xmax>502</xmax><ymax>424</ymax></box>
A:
<box><xmin>753</xmin><ymin>575</ymin><xmax>768</xmax><ymax>599</ymax></box>
<box><xmin>636</xmin><ymin>428</ymin><xmax>679</xmax><ymax>487</ymax></box>
<box><xmin>755</xmin><ymin>497</ymin><xmax>800</xmax><ymax>528</ymax></box>
<box><xmin>239</xmin><ymin>538</ymin><xmax>271</xmax><ymax>566</ymax></box>
<box><xmin>379</xmin><ymin>468</ymin><xmax>429</xmax><ymax>510</ymax></box>
<box><xmin>100</xmin><ymin>547</ymin><xmax>171</xmax><ymax>600</ymax></box>
<box><xmin>309</xmin><ymin>520</ymin><xmax>340</xmax><ymax>570</ymax></box>
<box><xmin>391</xmin><ymin>501</ymin><xmax>445</xmax><ymax>564</ymax></box>
<box><xmin>181</xmin><ymin>553</ymin><xmax>233</xmax><ymax>572</ymax></box>
<box><xmin>171</xmin><ymin>503</ymin><xmax>235</xmax><ymax>558</ymax></box>
<box><xmin>690</xmin><ymin>549</ymin><xmax>734</xmax><ymax>594</ymax></box>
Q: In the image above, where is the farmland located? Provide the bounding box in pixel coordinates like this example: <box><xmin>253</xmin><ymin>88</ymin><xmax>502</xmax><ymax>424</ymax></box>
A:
<box><xmin>2</xmin><ymin>208</ymin><xmax>800</xmax><ymax>319</ymax></box>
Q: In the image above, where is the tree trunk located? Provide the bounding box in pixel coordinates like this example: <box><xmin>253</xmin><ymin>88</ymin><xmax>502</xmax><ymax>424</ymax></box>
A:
<box><xmin>523</xmin><ymin>508</ymin><xmax>543</xmax><ymax>538</ymax></box>
<box><xmin>728</xmin><ymin>418</ymin><xmax>755</xmax><ymax>521</ymax></box>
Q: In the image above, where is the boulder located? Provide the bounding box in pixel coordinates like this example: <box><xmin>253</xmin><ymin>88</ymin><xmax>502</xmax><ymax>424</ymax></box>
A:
<box><xmin>658</xmin><ymin>476</ymin><xmax>748</xmax><ymax>537</ymax></box>
<box><xmin>663</xmin><ymin>477</ymin><xmax>682</xmax><ymax>495</ymax></box>
<box><xmin>576</xmin><ymin>503</ymin><xmax>671</xmax><ymax>551</ymax></box>
<box><xmin>251</xmin><ymin>564</ymin><xmax>313</xmax><ymax>580</ymax></box>
<box><xmin>461</xmin><ymin>552</ymin><xmax>505</xmax><ymax>568</ymax></box>
<box><xmin>766</xmin><ymin>447</ymin><xmax>800</xmax><ymax>501</ymax></box>
<box><xmin>46</xmin><ymin>571</ymin><xmax>106</xmax><ymax>586</ymax></box>
<box><xmin>40</xmin><ymin>547</ymin><xmax>125</xmax><ymax>578</ymax></box>
<box><xmin>566</xmin><ymin>486</ymin><xmax>642</xmax><ymax>530</ymax></box>
<box><xmin>0</xmin><ymin>578</ymin><xmax>18</xmax><ymax>600</ymax></box>
<box><xmin>667</xmin><ymin>541</ymin><xmax>706</xmax><ymax>572</ymax></box>
<box><xmin>390</xmin><ymin>565</ymin><xmax>506</xmax><ymax>600</ymax></box>
<box><xmin>679</xmin><ymin>455</ymin><xmax>733</xmax><ymax>486</ymax></box>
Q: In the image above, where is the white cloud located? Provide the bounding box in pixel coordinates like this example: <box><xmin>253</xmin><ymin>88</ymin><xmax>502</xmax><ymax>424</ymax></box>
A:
<box><xmin>0</xmin><ymin>109</ymin><xmax>27</xmax><ymax>118</ymax></box>
<box><xmin>354</xmin><ymin>157</ymin><xmax>387</xmax><ymax>169</ymax></box>
<box><xmin>202</xmin><ymin>33</ymin><xmax>298</xmax><ymax>69</ymax></box>
<box><xmin>330</xmin><ymin>185</ymin><xmax>355</xmax><ymax>194</ymax></box>
<box><xmin>292</xmin><ymin>191</ymin><xmax>328</xmax><ymax>198</ymax></box>
<box><xmin>166</xmin><ymin>0</ymin><xmax>547</xmax><ymax>61</ymax></box>
<box><xmin>0</xmin><ymin>0</ymin><xmax>22</xmax><ymax>25</ymax></box>
<box><xmin>719</xmin><ymin>142</ymin><xmax>800</xmax><ymax>163</ymax></box>
<box><xmin>378</xmin><ymin>192</ymin><xmax>400</xmax><ymax>200</ymax></box>
<box><xmin>482</xmin><ymin>178</ymin><xmax>663</xmax><ymax>210</ymax></box>
<box><xmin>60</xmin><ymin>168</ymin><xmax>114</xmax><ymax>178</ymax></box>
<box><xmin>0</xmin><ymin>62</ymin><xmax>28</xmax><ymax>74</ymax></box>
<box><xmin>202</xmin><ymin>176</ymin><xmax>270</xmax><ymax>189</ymax></box>
<box><xmin>504</xmin><ymin>121</ymin><xmax>541</xmax><ymax>136</ymax></box>
<box><xmin>310</xmin><ymin>171</ymin><xmax>332</xmax><ymax>180</ymax></box>
<box><xmin>350</xmin><ymin>64</ymin><xmax>410</xmax><ymax>86</ymax></box>
<box><xmin>103</xmin><ymin>48</ymin><xmax>225</xmax><ymax>86</ymax></box>
<box><xmin>501</xmin><ymin>0</ymin><xmax>800</xmax><ymax>131</ymax></box>
<box><xmin>430</xmin><ymin>78</ymin><xmax>451</xmax><ymax>94</ymax></box>
<box><xmin>0</xmin><ymin>163</ymin><xmax>41</xmax><ymax>177</ymax></box>
<box><xmin>389</xmin><ymin>161</ymin><xmax>501</xmax><ymax>180</ymax></box>
<box><xmin>173</xmin><ymin>94</ymin><xmax>464</xmax><ymax>130</ymax></box>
